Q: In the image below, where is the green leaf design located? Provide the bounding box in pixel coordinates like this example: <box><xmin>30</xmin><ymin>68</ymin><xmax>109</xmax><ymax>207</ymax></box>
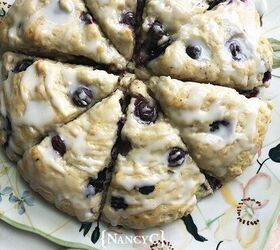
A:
<box><xmin>79</xmin><ymin>223</ymin><xmax>92</xmax><ymax>237</ymax></box>
<box><xmin>182</xmin><ymin>215</ymin><xmax>208</xmax><ymax>242</ymax></box>
<box><xmin>269</xmin><ymin>144</ymin><xmax>280</xmax><ymax>163</ymax></box>
<box><xmin>0</xmin><ymin>8</ymin><xmax>6</xmax><ymax>17</ymax></box>
<box><xmin>269</xmin><ymin>38</ymin><xmax>280</xmax><ymax>69</ymax></box>
<box><xmin>91</xmin><ymin>225</ymin><xmax>101</xmax><ymax>244</ymax></box>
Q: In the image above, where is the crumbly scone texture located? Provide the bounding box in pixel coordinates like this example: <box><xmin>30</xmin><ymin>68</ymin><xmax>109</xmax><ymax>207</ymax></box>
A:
<box><xmin>85</xmin><ymin>0</ymin><xmax>137</xmax><ymax>60</ymax></box>
<box><xmin>148</xmin><ymin>76</ymin><xmax>273</xmax><ymax>181</ymax></box>
<box><xmin>103</xmin><ymin>81</ymin><xmax>206</xmax><ymax>229</ymax></box>
<box><xmin>0</xmin><ymin>0</ymin><xmax>127</xmax><ymax>69</ymax></box>
<box><xmin>0</xmin><ymin>52</ymin><xmax>119</xmax><ymax>161</ymax></box>
<box><xmin>143</xmin><ymin>0</ymin><xmax>273</xmax><ymax>90</ymax></box>
<box><xmin>18</xmin><ymin>90</ymin><xmax>124</xmax><ymax>222</ymax></box>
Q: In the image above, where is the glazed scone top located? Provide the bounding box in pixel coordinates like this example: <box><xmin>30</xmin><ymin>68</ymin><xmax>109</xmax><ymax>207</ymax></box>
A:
<box><xmin>27</xmin><ymin>90</ymin><xmax>124</xmax><ymax>176</ymax></box>
<box><xmin>18</xmin><ymin>90</ymin><xmax>124</xmax><ymax>221</ymax></box>
<box><xmin>143</xmin><ymin>0</ymin><xmax>208</xmax><ymax>33</ymax></box>
<box><xmin>103</xmin><ymin>81</ymin><xmax>205</xmax><ymax>228</ymax></box>
<box><xmin>148</xmin><ymin>76</ymin><xmax>273</xmax><ymax>178</ymax></box>
<box><xmin>146</xmin><ymin>0</ymin><xmax>273</xmax><ymax>90</ymax></box>
<box><xmin>0</xmin><ymin>52</ymin><xmax>119</xmax><ymax>160</ymax></box>
<box><xmin>0</xmin><ymin>0</ymin><xmax>127</xmax><ymax>69</ymax></box>
<box><xmin>85</xmin><ymin>0</ymin><xmax>137</xmax><ymax>60</ymax></box>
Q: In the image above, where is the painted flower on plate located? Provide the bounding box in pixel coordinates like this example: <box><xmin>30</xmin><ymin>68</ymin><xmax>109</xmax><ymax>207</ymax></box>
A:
<box><xmin>9</xmin><ymin>190</ymin><xmax>34</xmax><ymax>215</ymax></box>
<box><xmin>215</xmin><ymin>173</ymin><xmax>271</xmax><ymax>248</ymax></box>
<box><xmin>0</xmin><ymin>186</ymin><xmax>12</xmax><ymax>202</ymax></box>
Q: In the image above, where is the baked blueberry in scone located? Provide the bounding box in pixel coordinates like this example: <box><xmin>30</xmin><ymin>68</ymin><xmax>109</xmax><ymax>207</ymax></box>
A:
<box><xmin>84</xmin><ymin>0</ymin><xmax>138</xmax><ymax>60</ymax></box>
<box><xmin>134</xmin><ymin>0</ymin><xmax>209</xmax><ymax>66</ymax></box>
<box><xmin>140</xmin><ymin>0</ymin><xmax>273</xmax><ymax>90</ymax></box>
<box><xmin>18</xmin><ymin>90</ymin><xmax>124</xmax><ymax>222</ymax></box>
<box><xmin>0</xmin><ymin>52</ymin><xmax>119</xmax><ymax>161</ymax></box>
<box><xmin>0</xmin><ymin>0</ymin><xmax>127</xmax><ymax>69</ymax></box>
<box><xmin>102</xmin><ymin>81</ymin><xmax>208</xmax><ymax>229</ymax></box>
<box><xmin>142</xmin><ymin>0</ymin><xmax>208</xmax><ymax>34</ymax></box>
<box><xmin>148</xmin><ymin>76</ymin><xmax>273</xmax><ymax>181</ymax></box>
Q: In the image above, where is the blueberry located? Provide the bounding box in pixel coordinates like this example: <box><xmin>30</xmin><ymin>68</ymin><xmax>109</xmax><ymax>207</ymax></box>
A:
<box><xmin>227</xmin><ymin>41</ymin><xmax>245</xmax><ymax>61</ymax></box>
<box><xmin>238</xmin><ymin>88</ymin><xmax>259</xmax><ymax>98</ymax></box>
<box><xmin>134</xmin><ymin>96</ymin><xmax>158</xmax><ymax>124</ymax></box>
<box><xmin>119</xmin><ymin>95</ymin><xmax>131</xmax><ymax>113</ymax></box>
<box><xmin>186</xmin><ymin>45</ymin><xmax>202</xmax><ymax>59</ymax></box>
<box><xmin>148</xmin><ymin>21</ymin><xmax>165</xmax><ymax>41</ymax></box>
<box><xmin>111</xmin><ymin>196</ymin><xmax>128</xmax><ymax>211</ymax></box>
<box><xmin>80</xmin><ymin>11</ymin><xmax>94</xmax><ymax>25</ymax></box>
<box><xmin>51</xmin><ymin>135</ymin><xmax>66</xmax><ymax>157</ymax></box>
<box><xmin>149</xmin><ymin>38</ymin><xmax>173</xmax><ymax>62</ymax></box>
<box><xmin>203</xmin><ymin>171</ymin><xmax>222</xmax><ymax>191</ymax></box>
<box><xmin>263</xmin><ymin>71</ymin><xmax>271</xmax><ymax>83</ymax></box>
<box><xmin>120</xmin><ymin>11</ymin><xmax>136</xmax><ymax>27</ymax></box>
<box><xmin>168</xmin><ymin>147</ymin><xmax>186</xmax><ymax>167</ymax></box>
<box><xmin>147</xmin><ymin>21</ymin><xmax>174</xmax><ymax>61</ymax></box>
<box><xmin>207</xmin><ymin>0</ymin><xmax>228</xmax><ymax>10</ymax></box>
<box><xmin>138</xmin><ymin>185</ymin><xmax>155</xmax><ymax>195</ymax></box>
<box><xmin>119</xmin><ymin>139</ymin><xmax>132</xmax><ymax>156</ymax></box>
<box><xmin>13</xmin><ymin>59</ymin><xmax>34</xmax><ymax>73</ymax></box>
<box><xmin>86</xmin><ymin>168</ymin><xmax>108</xmax><ymax>198</ymax></box>
<box><xmin>135</xmin><ymin>20</ymin><xmax>173</xmax><ymax>65</ymax></box>
<box><xmin>111</xmin><ymin>137</ymin><xmax>132</xmax><ymax>160</ymax></box>
<box><xmin>209</xmin><ymin>120</ymin><xmax>230</xmax><ymax>132</ymax></box>
<box><xmin>72</xmin><ymin>86</ymin><xmax>93</xmax><ymax>107</ymax></box>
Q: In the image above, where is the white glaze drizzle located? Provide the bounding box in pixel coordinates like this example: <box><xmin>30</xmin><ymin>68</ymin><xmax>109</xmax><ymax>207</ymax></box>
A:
<box><xmin>20</xmin><ymin>101</ymin><xmax>56</xmax><ymax>129</ymax></box>
<box><xmin>149</xmin><ymin>77</ymin><xmax>266</xmax><ymax>177</ymax></box>
<box><xmin>106</xmin><ymin>84</ymin><xmax>204</xmax><ymax>224</ymax></box>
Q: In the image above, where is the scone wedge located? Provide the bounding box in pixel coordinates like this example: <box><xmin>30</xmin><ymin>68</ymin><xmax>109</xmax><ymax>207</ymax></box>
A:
<box><xmin>84</xmin><ymin>0</ymin><xmax>138</xmax><ymax>60</ymax></box>
<box><xmin>138</xmin><ymin>0</ymin><xmax>273</xmax><ymax>90</ymax></box>
<box><xmin>0</xmin><ymin>52</ymin><xmax>119</xmax><ymax>161</ymax></box>
<box><xmin>0</xmin><ymin>0</ymin><xmax>127</xmax><ymax>69</ymax></box>
<box><xmin>148</xmin><ymin>76</ymin><xmax>273</xmax><ymax>181</ymax></box>
<box><xmin>103</xmin><ymin>80</ymin><xmax>207</xmax><ymax>229</ymax></box>
<box><xmin>18</xmin><ymin>90</ymin><xmax>124</xmax><ymax>222</ymax></box>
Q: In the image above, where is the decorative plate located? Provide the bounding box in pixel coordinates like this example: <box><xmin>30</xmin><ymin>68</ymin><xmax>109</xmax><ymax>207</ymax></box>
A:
<box><xmin>0</xmin><ymin>0</ymin><xmax>280</xmax><ymax>249</ymax></box>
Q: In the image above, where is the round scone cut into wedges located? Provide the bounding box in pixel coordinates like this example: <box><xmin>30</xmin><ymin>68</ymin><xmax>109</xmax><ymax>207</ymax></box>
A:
<box><xmin>141</xmin><ymin>0</ymin><xmax>273</xmax><ymax>90</ymax></box>
<box><xmin>103</xmin><ymin>81</ymin><xmax>207</xmax><ymax>229</ymax></box>
<box><xmin>0</xmin><ymin>52</ymin><xmax>119</xmax><ymax>161</ymax></box>
<box><xmin>84</xmin><ymin>0</ymin><xmax>138</xmax><ymax>60</ymax></box>
<box><xmin>148</xmin><ymin>76</ymin><xmax>273</xmax><ymax>181</ymax></box>
<box><xmin>0</xmin><ymin>0</ymin><xmax>127</xmax><ymax>69</ymax></box>
<box><xmin>18</xmin><ymin>90</ymin><xmax>124</xmax><ymax>222</ymax></box>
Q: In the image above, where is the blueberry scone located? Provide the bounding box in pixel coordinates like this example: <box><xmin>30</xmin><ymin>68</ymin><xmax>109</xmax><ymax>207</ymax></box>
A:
<box><xmin>148</xmin><ymin>76</ymin><xmax>273</xmax><ymax>181</ymax></box>
<box><xmin>84</xmin><ymin>0</ymin><xmax>138</xmax><ymax>60</ymax></box>
<box><xmin>0</xmin><ymin>52</ymin><xmax>119</xmax><ymax>161</ymax></box>
<box><xmin>139</xmin><ymin>0</ymin><xmax>273</xmax><ymax>90</ymax></box>
<box><xmin>0</xmin><ymin>0</ymin><xmax>127</xmax><ymax>69</ymax></box>
<box><xmin>18</xmin><ymin>90</ymin><xmax>124</xmax><ymax>221</ymax></box>
<box><xmin>103</xmin><ymin>81</ymin><xmax>207</xmax><ymax>229</ymax></box>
